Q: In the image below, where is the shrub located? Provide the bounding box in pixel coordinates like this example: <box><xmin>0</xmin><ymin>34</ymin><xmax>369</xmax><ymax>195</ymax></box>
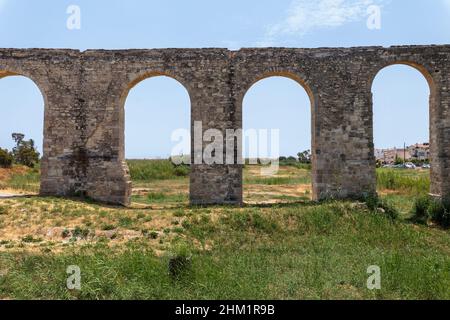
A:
<box><xmin>428</xmin><ymin>199</ymin><xmax>450</xmax><ymax>228</ymax></box>
<box><xmin>412</xmin><ymin>195</ymin><xmax>431</xmax><ymax>224</ymax></box>
<box><xmin>149</xmin><ymin>231</ymin><xmax>158</xmax><ymax>239</ymax></box>
<box><xmin>377</xmin><ymin>199</ymin><xmax>400</xmax><ymax>221</ymax></box>
<box><xmin>364</xmin><ymin>194</ymin><xmax>398</xmax><ymax>220</ymax></box>
<box><xmin>0</xmin><ymin>148</ymin><xmax>13</xmax><ymax>168</ymax></box>
<box><xmin>118</xmin><ymin>217</ymin><xmax>133</xmax><ymax>228</ymax></box>
<box><xmin>168</xmin><ymin>243</ymin><xmax>192</xmax><ymax>280</ymax></box>
<box><xmin>173</xmin><ymin>165</ymin><xmax>190</xmax><ymax>177</ymax></box>
<box><xmin>72</xmin><ymin>226</ymin><xmax>90</xmax><ymax>239</ymax></box>
<box><xmin>364</xmin><ymin>194</ymin><xmax>379</xmax><ymax>211</ymax></box>
<box><xmin>0</xmin><ymin>206</ymin><xmax>9</xmax><ymax>215</ymax></box>
<box><xmin>102</xmin><ymin>224</ymin><xmax>116</xmax><ymax>231</ymax></box>
<box><xmin>21</xmin><ymin>235</ymin><xmax>42</xmax><ymax>243</ymax></box>
<box><xmin>61</xmin><ymin>229</ymin><xmax>70</xmax><ymax>238</ymax></box>
<box><xmin>412</xmin><ymin>196</ymin><xmax>450</xmax><ymax>228</ymax></box>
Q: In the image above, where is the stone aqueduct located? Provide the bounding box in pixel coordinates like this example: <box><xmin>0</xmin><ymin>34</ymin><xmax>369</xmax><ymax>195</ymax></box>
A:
<box><xmin>0</xmin><ymin>46</ymin><xmax>449</xmax><ymax>206</ymax></box>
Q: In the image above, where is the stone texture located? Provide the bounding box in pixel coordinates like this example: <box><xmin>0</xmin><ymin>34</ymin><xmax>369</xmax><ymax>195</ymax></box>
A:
<box><xmin>0</xmin><ymin>46</ymin><xmax>449</xmax><ymax>206</ymax></box>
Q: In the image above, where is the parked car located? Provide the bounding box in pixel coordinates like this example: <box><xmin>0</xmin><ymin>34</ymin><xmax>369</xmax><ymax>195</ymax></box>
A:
<box><xmin>422</xmin><ymin>164</ymin><xmax>431</xmax><ymax>169</ymax></box>
<box><xmin>404</xmin><ymin>162</ymin><xmax>416</xmax><ymax>169</ymax></box>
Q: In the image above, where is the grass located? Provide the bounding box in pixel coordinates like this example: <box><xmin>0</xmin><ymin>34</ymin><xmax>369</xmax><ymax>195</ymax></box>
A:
<box><xmin>0</xmin><ymin>165</ymin><xmax>40</xmax><ymax>193</ymax></box>
<box><xmin>244</xmin><ymin>176</ymin><xmax>310</xmax><ymax>185</ymax></box>
<box><xmin>244</xmin><ymin>165</ymin><xmax>311</xmax><ymax>185</ymax></box>
<box><xmin>127</xmin><ymin>159</ymin><xmax>189</xmax><ymax>181</ymax></box>
<box><xmin>0</xmin><ymin>202</ymin><xmax>448</xmax><ymax>299</ymax></box>
<box><xmin>0</xmin><ymin>161</ymin><xmax>448</xmax><ymax>300</ymax></box>
<box><xmin>377</xmin><ymin>168</ymin><xmax>430</xmax><ymax>195</ymax></box>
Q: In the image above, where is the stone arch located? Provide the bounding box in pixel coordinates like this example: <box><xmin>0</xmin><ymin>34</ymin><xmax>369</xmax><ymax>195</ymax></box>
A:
<box><xmin>239</xmin><ymin>70</ymin><xmax>318</xmax><ymax>201</ymax></box>
<box><xmin>368</xmin><ymin>61</ymin><xmax>436</xmax><ymax>94</ymax></box>
<box><xmin>0</xmin><ymin>69</ymin><xmax>49</xmax><ymax>193</ymax></box>
<box><xmin>118</xmin><ymin>71</ymin><xmax>193</xmax><ymax>160</ymax></box>
<box><xmin>117</xmin><ymin>71</ymin><xmax>193</xmax><ymax>204</ymax></box>
<box><xmin>0</xmin><ymin>69</ymin><xmax>49</xmax><ymax>108</ymax></box>
<box><xmin>239</xmin><ymin>71</ymin><xmax>316</xmax><ymax>109</ymax></box>
<box><xmin>369</xmin><ymin>61</ymin><xmax>438</xmax><ymax>195</ymax></box>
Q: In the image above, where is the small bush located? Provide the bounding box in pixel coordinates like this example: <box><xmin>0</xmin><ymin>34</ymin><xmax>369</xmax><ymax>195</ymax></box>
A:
<box><xmin>173</xmin><ymin>227</ymin><xmax>184</xmax><ymax>234</ymax></box>
<box><xmin>102</xmin><ymin>224</ymin><xmax>116</xmax><ymax>231</ymax></box>
<box><xmin>21</xmin><ymin>235</ymin><xmax>42</xmax><ymax>243</ymax></box>
<box><xmin>428</xmin><ymin>199</ymin><xmax>450</xmax><ymax>228</ymax></box>
<box><xmin>377</xmin><ymin>199</ymin><xmax>400</xmax><ymax>221</ymax></box>
<box><xmin>173</xmin><ymin>210</ymin><xmax>185</xmax><ymax>217</ymax></box>
<box><xmin>118</xmin><ymin>217</ymin><xmax>133</xmax><ymax>228</ymax></box>
<box><xmin>0</xmin><ymin>206</ymin><xmax>9</xmax><ymax>215</ymax></box>
<box><xmin>61</xmin><ymin>229</ymin><xmax>70</xmax><ymax>238</ymax></box>
<box><xmin>364</xmin><ymin>194</ymin><xmax>398</xmax><ymax>220</ymax></box>
<box><xmin>173</xmin><ymin>165</ymin><xmax>190</xmax><ymax>177</ymax></box>
<box><xmin>168</xmin><ymin>243</ymin><xmax>192</xmax><ymax>280</ymax></box>
<box><xmin>72</xmin><ymin>226</ymin><xmax>90</xmax><ymax>239</ymax></box>
<box><xmin>149</xmin><ymin>231</ymin><xmax>158</xmax><ymax>239</ymax></box>
<box><xmin>0</xmin><ymin>148</ymin><xmax>13</xmax><ymax>168</ymax></box>
<box><xmin>412</xmin><ymin>196</ymin><xmax>450</xmax><ymax>228</ymax></box>
<box><xmin>412</xmin><ymin>195</ymin><xmax>431</xmax><ymax>224</ymax></box>
<box><xmin>364</xmin><ymin>194</ymin><xmax>379</xmax><ymax>211</ymax></box>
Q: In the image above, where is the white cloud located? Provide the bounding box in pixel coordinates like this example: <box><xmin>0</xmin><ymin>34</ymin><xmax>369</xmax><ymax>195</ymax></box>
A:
<box><xmin>265</xmin><ymin>0</ymin><xmax>383</xmax><ymax>40</ymax></box>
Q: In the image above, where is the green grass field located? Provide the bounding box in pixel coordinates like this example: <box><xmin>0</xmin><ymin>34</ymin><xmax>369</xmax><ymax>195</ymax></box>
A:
<box><xmin>0</xmin><ymin>161</ymin><xmax>448</xmax><ymax>300</ymax></box>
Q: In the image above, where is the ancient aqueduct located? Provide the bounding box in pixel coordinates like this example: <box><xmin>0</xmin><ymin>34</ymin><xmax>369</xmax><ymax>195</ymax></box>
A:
<box><xmin>0</xmin><ymin>46</ymin><xmax>449</xmax><ymax>206</ymax></box>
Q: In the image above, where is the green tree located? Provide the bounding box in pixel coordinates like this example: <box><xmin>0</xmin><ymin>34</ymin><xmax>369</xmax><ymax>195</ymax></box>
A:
<box><xmin>0</xmin><ymin>148</ymin><xmax>13</xmax><ymax>168</ymax></box>
<box><xmin>297</xmin><ymin>150</ymin><xmax>311</xmax><ymax>164</ymax></box>
<box><xmin>12</xmin><ymin>133</ymin><xmax>25</xmax><ymax>145</ymax></box>
<box><xmin>11</xmin><ymin>133</ymin><xmax>40</xmax><ymax>168</ymax></box>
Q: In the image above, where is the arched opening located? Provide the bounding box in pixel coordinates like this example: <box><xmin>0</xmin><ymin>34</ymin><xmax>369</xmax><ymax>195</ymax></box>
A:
<box><xmin>123</xmin><ymin>75</ymin><xmax>191</xmax><ymax>206</ymax></box>
<box><xmin>0</xmin><ymin>74</ymin><xmax>44</xmax><ymax>195</ymax></box>
<box><xmin>371</xmin><ymin>63</ymin><xmax>432</xmax><ymax>213</ymax></box>
<box><xmin>242</xmin><ymin>75</ymin><xmax>313</xmax><ymax>204</ymax></box>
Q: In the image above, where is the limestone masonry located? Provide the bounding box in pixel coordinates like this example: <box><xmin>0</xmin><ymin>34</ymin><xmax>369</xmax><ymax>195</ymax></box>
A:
<box><xmin>0</xmin><ymin>46</ymin><xmax>449</xmax><ymax>206</ymax></box>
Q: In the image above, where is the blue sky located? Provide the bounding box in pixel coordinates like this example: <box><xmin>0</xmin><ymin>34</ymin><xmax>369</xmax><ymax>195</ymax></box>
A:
<box><xmin>0</xmin><ymin>0</ymin><xmax>449</xmax><ymax>157</ymax></box>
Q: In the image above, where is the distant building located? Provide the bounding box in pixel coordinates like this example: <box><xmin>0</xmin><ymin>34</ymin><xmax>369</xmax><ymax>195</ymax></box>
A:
<box><xmin>408</xmin><ymin>143</ymin><xmax>430</xmax><ymax>161</ymax></box>
<box><xmin>375</xmin><ymin>143</ymin><xmax>429</xmax><ymax>164</ymax></box>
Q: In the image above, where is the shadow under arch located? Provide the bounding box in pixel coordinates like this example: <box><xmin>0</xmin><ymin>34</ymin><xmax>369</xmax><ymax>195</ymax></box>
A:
<box><xmin>240</xmin><ymin>71</ymin><xmax>317</xmax><ymax>203</ymax></box>
<box><xmin>0</xmin><ymin>69</ymin><xmax>48</xmax><ymax>193</ymax></box>
<box><xmin>369</xmin><ymin>60</ymin><xmax>436</xmax><ymax>195</ymax></box>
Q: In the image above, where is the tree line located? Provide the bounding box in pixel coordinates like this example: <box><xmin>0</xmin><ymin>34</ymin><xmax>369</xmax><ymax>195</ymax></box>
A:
<box><xmin>0</xmin><ymin>133</ymin><xmax>40</xmax><ymax>168</ymax></box>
